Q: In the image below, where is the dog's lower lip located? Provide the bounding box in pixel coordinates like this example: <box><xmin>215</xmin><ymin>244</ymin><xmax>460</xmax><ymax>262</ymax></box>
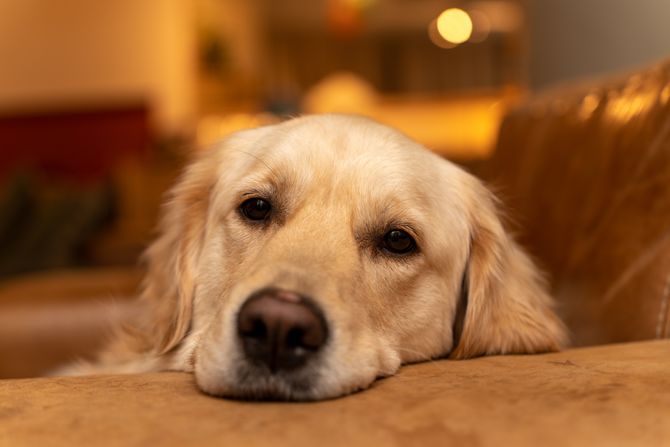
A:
<box><xmin>231</xmin><ymin>364</ymin><xmax>318</xmax><ymax>399</ymax></box>
<box><xmin>232</xmin><ymin>389</ymin><xmax>306</xmax><ymax>402</ymax></box>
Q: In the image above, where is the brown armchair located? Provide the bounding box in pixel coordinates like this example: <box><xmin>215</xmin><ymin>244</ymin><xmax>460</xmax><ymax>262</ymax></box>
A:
<box><xmin>484</xmin><ymin>60</ymin><xmax>670</xmax><ymax>346</ymax></box>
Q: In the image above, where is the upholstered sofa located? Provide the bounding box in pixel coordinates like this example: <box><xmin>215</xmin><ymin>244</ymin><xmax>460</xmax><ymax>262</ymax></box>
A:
<box><xmin>2</xmin><ymin>61</ymin><xmax>670</xmax><ymax>446</ymax></box>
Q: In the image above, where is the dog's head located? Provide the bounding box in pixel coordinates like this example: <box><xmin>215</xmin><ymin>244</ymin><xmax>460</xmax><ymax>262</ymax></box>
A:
<box><xmin>134</xmin><ymin>115</ymin><xmax>566</xmax><ymax>400</ymax></box>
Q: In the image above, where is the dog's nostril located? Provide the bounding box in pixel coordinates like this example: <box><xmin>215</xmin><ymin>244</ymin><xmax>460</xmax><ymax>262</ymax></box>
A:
<box><xmin>285</xmin><ymin>327</ymin><xmax>304</xmax><ymax>349</ymax></box>
<box><xmin>239</xmin><ymin>315</ymin><xmax>268</xmax><ymax>341</ymax></box>
<box><xmin>236</xmin><ymin>289</ymin><xmax>328</xmax><ymax>372</ymax></box>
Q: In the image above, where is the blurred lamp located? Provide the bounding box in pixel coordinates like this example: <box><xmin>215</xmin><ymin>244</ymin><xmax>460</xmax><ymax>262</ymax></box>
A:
<box><xmin>428</xmin><ymin>19</ymin><xmax>458</xmax><ymax>49</ymax></box>
<box><xmin>436</xmin><ymin>8</ymin><xmax>473</xmax><ymax>45</ymax></box>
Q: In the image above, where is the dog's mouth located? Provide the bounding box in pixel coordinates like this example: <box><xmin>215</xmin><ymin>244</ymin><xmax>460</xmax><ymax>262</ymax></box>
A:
<box><xmin>196</xmin><ymin>287</ymin><xmax>383</xmax><ymax>401</ymax></box>
<box><xmin>227</xmin><ymin>362</ymin><xmax>322</xmax><ymax>401</ymax></box>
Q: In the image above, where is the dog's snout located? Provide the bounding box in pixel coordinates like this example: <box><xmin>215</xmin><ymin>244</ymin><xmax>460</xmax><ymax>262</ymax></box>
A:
<box><xmin>237</xmin><ymin>289</ymin><xmax>328</xmax><ymax>372</ymax></box>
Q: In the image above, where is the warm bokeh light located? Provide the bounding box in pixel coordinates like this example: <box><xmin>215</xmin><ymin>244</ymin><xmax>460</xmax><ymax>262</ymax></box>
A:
<box><xmin>427</xmin><ymin>18</ymin><xmax>458</xmax><ymax>49</ymax></box>
<box><xmin>436</xmin><ymin>8</ymin><xmax>473</xmax><ymax>45</ymax></box>
<box><xmin>302</xmin><ymin>71</ymin><xmax>377</xmax><ymax>114</ymax></box>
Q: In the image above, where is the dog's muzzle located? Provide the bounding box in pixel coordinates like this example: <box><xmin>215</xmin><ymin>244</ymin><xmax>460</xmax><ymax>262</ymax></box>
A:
<box><xmin>236</xmin><ymin>288</ymin><xmax>329</xmax><ymax>373</ymax></box>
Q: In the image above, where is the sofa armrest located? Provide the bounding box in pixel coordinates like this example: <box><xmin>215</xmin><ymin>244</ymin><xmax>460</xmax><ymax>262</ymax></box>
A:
<box><xmin>2</xmin><ymin>340</ymin><xmax>669</xmax><ymax>446</ymax></box>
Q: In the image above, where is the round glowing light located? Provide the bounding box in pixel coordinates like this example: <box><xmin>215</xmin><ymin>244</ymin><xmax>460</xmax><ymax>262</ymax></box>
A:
<box><xmin>428</xmin><ymin>18</ymin><xmax>457</xmax><ymax>49</ymax></box>
<box><xmin>436</xmin><ymin>8</ymin><xmax>473</xmax><ymax>45</ymax></box>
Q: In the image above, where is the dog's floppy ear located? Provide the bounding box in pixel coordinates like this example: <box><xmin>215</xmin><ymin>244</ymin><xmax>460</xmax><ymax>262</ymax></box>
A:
<box><xmin>128</xmin><ymin>149</ymin><xmax>220</xmax><ymax>355</ymax></box>
<box><xmin>449</xmin><ymin>181</ymin><xmax>567</xmax><ymax>359</ymax></box>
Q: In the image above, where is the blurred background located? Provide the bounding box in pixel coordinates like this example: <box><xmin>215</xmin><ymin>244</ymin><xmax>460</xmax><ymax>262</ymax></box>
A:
<box><xmin>1</xmin><ymin>0</ymin><xmax>669</xmax><ymax>278</ymax></box>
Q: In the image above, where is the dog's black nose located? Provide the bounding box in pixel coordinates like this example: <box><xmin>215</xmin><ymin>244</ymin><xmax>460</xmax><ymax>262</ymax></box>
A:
<box><xmin>237</xmin><ymin>289</ymin><xmax>328</xmax><ymax>372</ymax></box>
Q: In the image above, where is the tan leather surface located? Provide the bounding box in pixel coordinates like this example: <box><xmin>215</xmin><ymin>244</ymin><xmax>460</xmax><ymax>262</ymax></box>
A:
<box><xmin>485</xmin><ymin>60</ymin><xmax>670</xmax><ymax>345</ymax></box>
<box><xmin>1</xmin><ymin>340</ymin><xmax>668</xmax><ymax>447</ymax></box>
<box><xmin>0</xmin><ymin>268</ymin><xmax>140</xmax><ymax>378</ymax></box>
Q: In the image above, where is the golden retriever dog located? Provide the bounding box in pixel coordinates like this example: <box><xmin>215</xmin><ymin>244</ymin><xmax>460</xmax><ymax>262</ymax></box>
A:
<box><xmin>65</xmin><ymin>114</ymin><xmax>566</xmax><ymax>400</ymax></box>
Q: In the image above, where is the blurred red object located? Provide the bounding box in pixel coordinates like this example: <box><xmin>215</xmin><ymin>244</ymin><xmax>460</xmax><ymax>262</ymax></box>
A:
<box><xmin>0</xmin><ymin>103</ymin><xmax>151</xmax><ymax>184</ymax></box>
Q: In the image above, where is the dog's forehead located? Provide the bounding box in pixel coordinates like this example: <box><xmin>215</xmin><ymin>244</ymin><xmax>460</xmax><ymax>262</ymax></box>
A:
<box><xmin>218</xmin><ymin>115</ymin><xmax>470</xmax><ymax>221</ymax></box>
<box><xmin>256</xmin><ymin>115</ymin><xmax>435</xmax><ymax>186</ymax></box>
<box><xmin>278</xmin><ymin>115</ymin><xmax>418</xmax><ymax>155</ymax></box>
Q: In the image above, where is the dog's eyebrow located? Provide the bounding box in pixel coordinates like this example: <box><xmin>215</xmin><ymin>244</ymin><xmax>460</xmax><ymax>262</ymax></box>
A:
<box><xmin>234</xmin><ymin>149</ymin><xmax>279</xmax><ymax>179</ymax></box>
<box><xmin>239</xmin><ymin>182</ymin><xmax>278</xmax><ymax>198</ymax></box>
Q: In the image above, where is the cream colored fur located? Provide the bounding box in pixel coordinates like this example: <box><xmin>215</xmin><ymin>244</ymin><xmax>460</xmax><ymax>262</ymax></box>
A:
<box><xmin>62</xmin><ymin>114</ymin><xmax>567</xmax><ymax>400</ymax></box>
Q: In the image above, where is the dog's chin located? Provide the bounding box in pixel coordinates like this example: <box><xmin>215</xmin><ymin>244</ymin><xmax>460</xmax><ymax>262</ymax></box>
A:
<box><xmin>194</xmin><ymin>363</ymin><xmax>373</xmax><ymax>401</ymax></box>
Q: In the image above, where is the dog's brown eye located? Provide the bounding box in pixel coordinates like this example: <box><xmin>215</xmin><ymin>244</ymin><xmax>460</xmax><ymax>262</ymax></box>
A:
<box><xmin>382</xmin><ymin>229</ymin><xmax>416</xmax><ymax>255</ymax></box>
<box><xmin>239</xmin><ymin>198</ymin><xmax>272</xmax><ymax>221</ymax></box>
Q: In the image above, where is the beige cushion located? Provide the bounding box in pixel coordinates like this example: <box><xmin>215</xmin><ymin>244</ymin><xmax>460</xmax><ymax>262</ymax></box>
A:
<box><xmin>1</xmin><ymin>340</ymin><xmax>668</xmax><ymax>446</ymax></box>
